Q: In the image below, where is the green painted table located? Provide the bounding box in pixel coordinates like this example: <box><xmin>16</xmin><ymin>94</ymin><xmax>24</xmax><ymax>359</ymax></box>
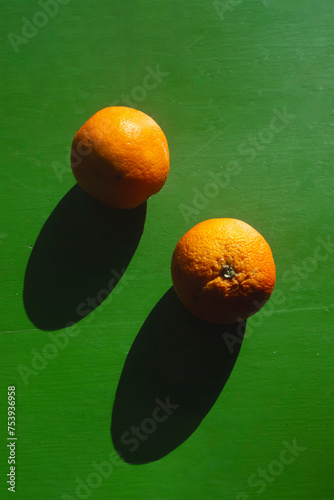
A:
<box><xmin>1</xmin><ymin>1</ymin><xmax>333</xmax><ymax>499</ymax></box>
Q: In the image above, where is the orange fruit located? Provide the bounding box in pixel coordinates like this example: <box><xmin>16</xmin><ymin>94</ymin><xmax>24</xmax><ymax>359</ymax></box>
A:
<box><xmin>171</xmin><ymin>218</ymin><xmax>276</xmax><ymax>324</ymax></box>
<box><xmin>71</xmin><ymin>106</ymin><xmax>169</xmax><ymax>209</ymax></box>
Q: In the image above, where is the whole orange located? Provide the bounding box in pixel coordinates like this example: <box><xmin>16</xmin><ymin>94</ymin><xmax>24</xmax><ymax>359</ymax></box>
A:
<box><xmin>171</xmin><ymin>218</ymin><xmax>276</xmax><ymax>324</ymax></box>
<box><xmin>71</xmin><ymin>106</ymin><xmax>169</xmax><ymax>209</ymax></box>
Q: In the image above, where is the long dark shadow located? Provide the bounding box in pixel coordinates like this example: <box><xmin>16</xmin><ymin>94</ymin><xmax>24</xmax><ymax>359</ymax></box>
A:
<box><xmin>23</xmin><ymin>184</ymin><xmax>146</xmax><ymax>331</ymax></box>
<box><xmin>111</xmin><ymin>287</ymin><xmax>246</xmax><ymax>464</ymax></box>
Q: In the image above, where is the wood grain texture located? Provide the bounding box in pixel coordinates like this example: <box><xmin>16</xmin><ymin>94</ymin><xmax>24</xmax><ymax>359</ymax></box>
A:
<box><xmin>1</xmin><ymin>1</ymin><xmax>333</xmax><ymax>499</ymax></box>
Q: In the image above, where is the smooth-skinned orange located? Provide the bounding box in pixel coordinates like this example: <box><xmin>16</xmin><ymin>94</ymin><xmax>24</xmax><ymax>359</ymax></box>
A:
<box><xmin>171</xmin><ymin>218</ymin><xmax>276</xmax><ymax>324</ymax></box>
<box><xmin>71</xmin><ymin>106</ymin><xmax>169</xmax><ymax>209</ymax></box>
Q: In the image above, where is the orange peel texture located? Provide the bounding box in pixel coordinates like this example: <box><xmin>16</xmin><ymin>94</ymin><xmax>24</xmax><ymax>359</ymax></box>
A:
<box><xmin>171</xmin><ymin>218</ymin><xmax>276</xmax><ymax>324</ymax></box>
<box><xmin>71</xmin><ymin>106</ymin><xmax>169</xmax><ymax>209</ymax></box>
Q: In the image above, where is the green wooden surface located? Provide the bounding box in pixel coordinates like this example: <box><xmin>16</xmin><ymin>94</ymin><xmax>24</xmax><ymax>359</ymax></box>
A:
<box><xmin>1</xmin><ymin>0</ymin><xmax>333</xmax><ymax>499</ymax></box>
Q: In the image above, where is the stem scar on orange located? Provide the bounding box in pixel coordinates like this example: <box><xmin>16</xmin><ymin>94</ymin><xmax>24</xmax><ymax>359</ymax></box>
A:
<box><xmin>171</xmin><ymin>218</ymin><xmax>276</xmax><ymax>324</ymax></box>
<box><xmin>70</xmin><ymin>106</ymin><xmax>170</xmax><ymax>209</ymax></box>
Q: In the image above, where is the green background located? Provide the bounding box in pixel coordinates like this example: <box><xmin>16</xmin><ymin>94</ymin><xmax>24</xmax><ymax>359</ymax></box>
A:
<box><xmin>1</xmin><ymin>0</ymin><xmax>333</xmax><ymax>499</ymax></box>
